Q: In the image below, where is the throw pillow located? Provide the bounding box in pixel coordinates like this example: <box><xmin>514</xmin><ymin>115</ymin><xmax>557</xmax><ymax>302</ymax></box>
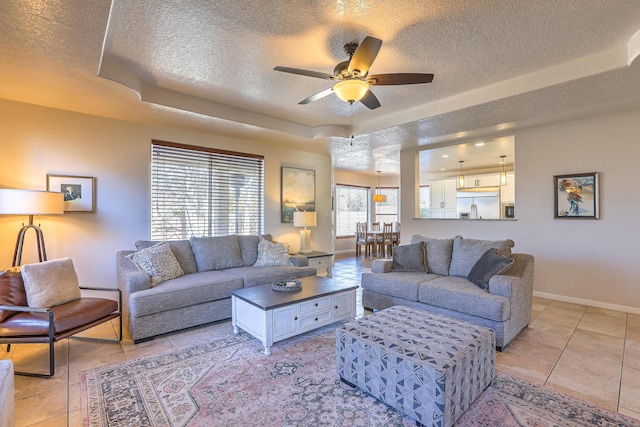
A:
<box><xmin>0</xmin><ymin>270</ymin><xmax>27</xmax><ymax>322</ymax></box>
<box><xmin>189</xmin><ymin>235</ymin><xmax>244</xmax><ymax>271</ymax></box>
<box><xmin>21</xmin><ymin>258</ymin><xmax>82</xmax><ymax>308</ymax></box>
<box><xmin>127</xmin><ymin>242</ymin><xmax>185</xmax><ymax>287</ymax></box>
<box><xmin>391</xmin><ymin>241</ymin><xmax>427</xmax><ymax>272</ymax></box>
<box><xmin>254</xmin><ymin>238</ymin><xmax>292</xmax><ymax>267</ymax></box>
<box><xmin>467</xmin><ymin>248</ymin><xmax>515</xmax><ymax>290</ymax></box>
<box><xmin>135</xmin><ymin>240</ymin><xmax>198</xmax><ymax>274</ymax></box>
<box><xmin>449</xmin><ymin>235</ymin><xmax>515</xmax><ymax>278</ymax></box>
<box><xmin>410</xmin><ymin>234</ymin><xmax>454</xmax><ymax>275</ymax></box>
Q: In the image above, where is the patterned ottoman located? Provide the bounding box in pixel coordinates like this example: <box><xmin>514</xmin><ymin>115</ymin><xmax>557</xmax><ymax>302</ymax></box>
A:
<box><xmin>336</xmin><ymin>305</ymin><xmax>495</xmax><ymax>427</ymax></box>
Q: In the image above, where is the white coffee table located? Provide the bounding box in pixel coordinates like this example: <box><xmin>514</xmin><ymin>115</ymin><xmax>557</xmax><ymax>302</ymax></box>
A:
<box><xmin>231</xmin><ymin>276</ymin><xmax>358</xmax><ymax>356</ymax></box>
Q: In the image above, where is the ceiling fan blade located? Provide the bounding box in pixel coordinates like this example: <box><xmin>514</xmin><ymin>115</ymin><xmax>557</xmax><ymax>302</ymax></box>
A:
<box><xmin>299</xmin><ymin>87</ymin><xmax>334</xmax><ymax>104</ymax></box>
<box><xmin>274</xmin><ymin>66</ymin><xmax>333</xmax><ymax>80</ymax></box>
<box><xmin>368</xmin><ymin>73</ymin><xmax>434</xmax><ymax>85</ymax></box>
<box><xmin>359</xmin><ymin>90</ymin><xmax>381</xmax><ymax>110</ymax></box>
<box><xmin>348</xmin><ymin>36</ymin><xmax>382</xmax><ymax>77</ymax></box>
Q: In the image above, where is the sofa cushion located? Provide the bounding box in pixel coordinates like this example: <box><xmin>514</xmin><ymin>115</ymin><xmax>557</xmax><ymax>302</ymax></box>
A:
<box><xmin>410</xmin><ymin>235</ymin><xmax>454</xmax><ymax>275</ymax></box>
<box><xmin>361</xmin><ymin>272</ymin><xmax>441</xmax><ymax>302</ymax></box>
<box><xmin>21</xmin><ymin>258</ymin><xmax>82</xmax><ymax>308</ymax></box>
<box><xmin>128</xmin><ymin>242</ymin><xmax>185</xmax><ymax>287</ymax></box>
<box><xmin>190</xmin><ymin>235</ymin><xmax>244</xmax><ymax>271</ymax></box>
<box><xmin>135</xmin><ymin>240</ymin><xmax>198</xmax><ymax>274</ymax></box>
<box><xmin>391</xmin><ymin>241</ymin><xmax>426</xmax><ymax>272</ymax></box>
<box><xmin>254</xmin><ymin>239</ymin><xmax>291</xmax><ymax>267</ymax></box>
<box><xmin>467</xmin><ymin>249</ymin><xmax>514</xmax><ymax>290</ymax></box>
<box><xmin>128</xmin><ymin>270</ymin><xmax>244</xmax><ymax>317</ymax></box>
<box><xmin>237</xmin><ymin>235</ymin><xmax>260</xmax><ymax>266</ymax></box>
<box><xmin>418</xmin><ymin>276</ymin><xmax>511</xmax><ymax>322</ymax></box>
<box><xmin>448</xmin><ymin>236</ymin><xmax>515</xmax><ymax>278</ymax></box>
<box><xmin>225</xmin><ymin>265</ymin><xmax>316</xmax><ymax>287</ymax></box>
<box><xmin>0</xmin><ymin>271</ymin><xmax>27</xmax><ymax>322</ymax></box>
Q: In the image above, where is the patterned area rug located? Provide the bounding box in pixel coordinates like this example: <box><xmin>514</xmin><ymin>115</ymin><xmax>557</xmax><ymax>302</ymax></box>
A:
<box><xmin>82</xmin><ymin>325</ymin><xmax>640</xmax><ymax>427</ymax></box>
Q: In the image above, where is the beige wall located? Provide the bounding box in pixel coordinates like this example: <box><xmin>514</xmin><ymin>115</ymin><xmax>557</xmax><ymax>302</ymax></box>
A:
<box><xmin>400</xmin><ymin>107</ymin><xmax>640</xmax><ymax>313</ymax></box>
<box><xmin>0</xmin><ymin>99</ymin><xmax>332</xmax><ymax>288</ymax></box>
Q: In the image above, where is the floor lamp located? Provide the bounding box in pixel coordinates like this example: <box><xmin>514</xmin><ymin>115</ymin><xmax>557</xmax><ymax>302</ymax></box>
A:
<box><xmin>293</xmin><ymin>211</ymin><xmax>316</xmax><ymax>254</ymax></box>
<box><xmin>0</xmin><ymin>189</ymin><xmax>64</xmax><ymax>266</ymax></box>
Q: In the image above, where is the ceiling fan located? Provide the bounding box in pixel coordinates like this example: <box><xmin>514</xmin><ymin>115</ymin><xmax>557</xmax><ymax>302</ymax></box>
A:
<box><xmin>274</xmin><ymin>36</ymin><xmax>434</xmax><ymax>110</ymax></box>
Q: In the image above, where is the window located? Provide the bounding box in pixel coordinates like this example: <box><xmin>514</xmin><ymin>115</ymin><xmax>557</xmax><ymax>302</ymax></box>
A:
<box><xmin>419</xmin><ymin>185</ymin><xmax>430</xmax><ymax>218</ymax></box>
<box><xmin>151</xmin><ymin>140</ymin><xmax>264</xmax><ymax>240</ymax></box>
<box><xmin>375</xmin><ymin>187</ymin><xmax>399</xmax><ymax>224</ymax></box>
<box><xmin>335</xmin><ymin>185</ymin><xmax>369</xmax><ymax>237</ymax></box>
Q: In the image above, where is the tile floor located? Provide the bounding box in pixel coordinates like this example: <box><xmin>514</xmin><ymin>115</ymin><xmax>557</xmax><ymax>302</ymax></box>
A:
<box><xmin>2</xmin><ymin>253</ymin><xmax>640</xmax><ymax>426</ymax></box>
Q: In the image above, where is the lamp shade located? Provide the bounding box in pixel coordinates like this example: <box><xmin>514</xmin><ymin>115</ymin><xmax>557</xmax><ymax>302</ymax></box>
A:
<box><xmin>293</xmin><ymin>211</ymin><xmax>316</xmax><ymax>228</ymax></box>
<box><xmin>0</xmin><ymin>189</ymin><xmax>64</xmax><ymax>215</ymax></box>
<box><xmin>373</xmin><ymin>193</ymin><xmax>387</xmax><ymax>203</ymax></box>
<box><xmin>333</xmin><ymin>79</ymin><xmax>369</xmax><ymax>103</ymax></box>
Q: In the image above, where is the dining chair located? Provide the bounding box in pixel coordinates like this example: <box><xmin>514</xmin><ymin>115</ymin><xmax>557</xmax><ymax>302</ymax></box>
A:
<box><xmin>393</xmin><ymin>222</ymin><xmax>401</xmax><ymax>246</ymax></box>
<box><xmin>371</xmin><ymin>222</ymin><xmax>381</xmax><ymax>231</ymax></box>
<box><xmin>381</xmin><ymin>223</ymin><xmax>395</xmax><ymax>257</ymax></box>
<box><xmin>355</xmin><ymin>222</ymin><xmax>373</xmax><ymax>257</ymax></box>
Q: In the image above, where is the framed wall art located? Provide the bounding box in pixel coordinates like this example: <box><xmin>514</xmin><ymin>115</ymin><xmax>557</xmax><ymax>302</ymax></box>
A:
<box><xmin>47</xmin><ymin>174</ymin><xmax>96</xmax><ymax>213</ymax></box>
<box><xmin>281</xmin><ymin>166</ymin><xmax>315</xmax><ymax>223</ymax></box>
<box><xmin>554</xmin><ymin>172</ymin><xmax>598</xmax><ymax>219</ymax></box>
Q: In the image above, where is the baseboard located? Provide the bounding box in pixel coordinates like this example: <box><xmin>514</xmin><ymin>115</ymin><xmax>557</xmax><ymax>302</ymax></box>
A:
<box><xmin>334</xmin><ymin>249</ymin><xmax>356</xmax><ymax>255</ymax></box>
<box><xmin>533</xmin><ymin>291</ymin><xmax>640</xmax><ymax>315</ymax></box>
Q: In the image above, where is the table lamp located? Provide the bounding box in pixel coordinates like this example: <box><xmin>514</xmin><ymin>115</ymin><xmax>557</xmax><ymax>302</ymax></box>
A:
<box><xmin>293</xmin><ymin>211</ymin><xmax>316</xmax><ymax>254</ymax></box>
<box><xmin>0</xmin><ymin>189</ymin><xmax>64</xmax><ymax>266</ymax></box>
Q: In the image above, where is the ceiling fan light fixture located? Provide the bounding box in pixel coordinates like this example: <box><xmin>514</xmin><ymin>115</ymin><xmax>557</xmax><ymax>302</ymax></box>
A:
<box><xmin>333</xmin><ymin>79</ymin><xmax>369</xmax><ymax>103</ymax></box>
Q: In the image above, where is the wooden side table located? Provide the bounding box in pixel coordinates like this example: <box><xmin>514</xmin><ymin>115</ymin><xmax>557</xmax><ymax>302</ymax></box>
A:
<box><xmin>301</xmin><ymin>251</ymin><xmax>334</xmax><ymax>278</ymax></box>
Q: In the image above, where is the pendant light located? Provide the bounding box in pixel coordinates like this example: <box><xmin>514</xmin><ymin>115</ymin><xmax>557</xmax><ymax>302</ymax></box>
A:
<box><xmin>458</xmin><ymin>161</ymin><xmax>465</xmax><ymax>189</ymax></box>
<box><xmin>500</xmin><ymin>155</ymin><xmax>507</xmax><ymax>186</ymax></box>
<box><xmin>373</xmin><ymin>171</ymin><xmax>386</xmax><ymax>203</ymax></box>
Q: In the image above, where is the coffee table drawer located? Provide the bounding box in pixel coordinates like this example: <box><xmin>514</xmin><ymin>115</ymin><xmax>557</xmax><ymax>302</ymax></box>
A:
<box><xmin>299</xmin><ymin>296</ymin><xmax>332</xmax><ymax>314</ymax></box>
<box><xmin>299</xmin><ymin>310</ymin><xmax>332</xmax><ymax>328</ymax></box>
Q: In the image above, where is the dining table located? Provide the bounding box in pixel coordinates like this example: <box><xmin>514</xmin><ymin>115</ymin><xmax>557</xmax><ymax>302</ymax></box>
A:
<box><xmin>366</xmin><ymin>229</ymin><xmax>400</xmax><ymax>257</ymax></box>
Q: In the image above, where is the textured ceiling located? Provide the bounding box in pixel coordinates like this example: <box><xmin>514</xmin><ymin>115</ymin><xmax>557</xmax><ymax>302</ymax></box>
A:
<box><xmin>1</xmin><ymin>1</ymin><xmax>640</xmax><ymax>175</ymax></box>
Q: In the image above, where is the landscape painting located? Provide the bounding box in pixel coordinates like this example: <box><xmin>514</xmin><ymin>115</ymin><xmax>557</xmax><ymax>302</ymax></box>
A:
<box><xmin>281</xmin><ymin>166</ymin><xmax>315</xmax><ymax>223</ymax></box>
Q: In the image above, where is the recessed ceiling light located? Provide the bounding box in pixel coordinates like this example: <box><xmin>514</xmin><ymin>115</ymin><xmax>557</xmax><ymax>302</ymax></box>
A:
<box><xmin>441</xmin><ymin>154</ymin><xmax>449</xmax><ymax>158</ymax></box>
<box><xmin>440</xmin><ymin>168</ymin><xmax>446</xmax><ymax>171</ymax></box>
<box><xmin>475</xmin><ymin>142</ymin><xmax>485</xmax><ymax>147</ymax></box>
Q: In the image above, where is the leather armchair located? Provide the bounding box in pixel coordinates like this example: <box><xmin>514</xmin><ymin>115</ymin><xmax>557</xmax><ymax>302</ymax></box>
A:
<box><xmin>0</xmin><ymin>271</ymin><xmax>121</xmax><ymax>378</ymax></box>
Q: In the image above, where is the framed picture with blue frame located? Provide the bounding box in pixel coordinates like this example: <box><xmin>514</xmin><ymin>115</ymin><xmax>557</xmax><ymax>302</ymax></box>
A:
<box><xmin>281</xmin><ymin>166</ymin><xmax>315</xmax><ymax>223</ymax></box>
<box><xmin>554</xmin><ymin>172</ymin><xmax>599</xmax><ymax>219</ymax></box>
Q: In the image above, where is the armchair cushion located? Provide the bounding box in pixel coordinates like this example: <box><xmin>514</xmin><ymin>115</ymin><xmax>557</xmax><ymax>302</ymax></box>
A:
<box><xmin>0</xmin><ymin>297</ymin><xmax>118</xmax><ymax>336</ymax></box>
<box><xmin>21</xmin><ymin>258</ymin><xmax>81</xmax><ymax>308</ymax></box>
<box><xmin>127</xmin><ymin>242</ymin><xmax>184</xmax><ymax>287</ymax></box>
<box><xmin>0</xmin><ymin>271</ymin><xmax>27</xmax><ymax>322</ymax></box>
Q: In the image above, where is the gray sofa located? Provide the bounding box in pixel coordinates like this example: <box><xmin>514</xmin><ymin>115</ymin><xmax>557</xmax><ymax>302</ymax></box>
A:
<box><xmin>117</xmin><ymin>235</ymin><xmax>316</xmax><ymax>342</ymax></box>
<box><xmin>361</xmin><ymin>235</ymin><xmax>534</xmax><ymax>350</ymax></box>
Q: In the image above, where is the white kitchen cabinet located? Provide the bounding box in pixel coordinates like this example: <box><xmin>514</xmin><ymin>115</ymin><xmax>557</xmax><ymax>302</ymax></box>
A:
<box><xmin>428</xmin><ymin>179</ymin><xmax>457</xmax><ymax>218</ymax></box>
<box><xmin>463</xmin><ymin>173</ymin><xmax>501</xmax><ymax>188</ymax></box>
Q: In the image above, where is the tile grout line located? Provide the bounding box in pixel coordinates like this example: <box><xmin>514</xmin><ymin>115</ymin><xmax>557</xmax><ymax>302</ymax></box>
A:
<box><xmin>541</xmin><ymin>305</ymin><xmax>586</xmax><ymax>389</ymax></box>
<box><xmin>617</xmin><ymin>313</ymin><xmax>629</xmax><ymax>413</ymax></box>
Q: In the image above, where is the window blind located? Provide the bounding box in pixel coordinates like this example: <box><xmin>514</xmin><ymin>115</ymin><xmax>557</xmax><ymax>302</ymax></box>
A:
<box><xmin>335</xmin><ymin>184</ymin><xmax>369</xmax><ymax>237</ymax></box>
<box><xmin>151</xmin><ymin>140</ymin><xmax>264</xmax><ymax>240</ymax></box>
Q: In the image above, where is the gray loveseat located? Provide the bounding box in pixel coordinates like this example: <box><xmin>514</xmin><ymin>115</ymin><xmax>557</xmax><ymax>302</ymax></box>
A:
<box><xmin>117</xmin><ymin>235</ymin><xmax>316</xmax><ymax>342</ymax></box>
<box><xmin>361</xmin><ymin>235</ymin><xmax>534</xmax><ymax>350</ymax></box>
